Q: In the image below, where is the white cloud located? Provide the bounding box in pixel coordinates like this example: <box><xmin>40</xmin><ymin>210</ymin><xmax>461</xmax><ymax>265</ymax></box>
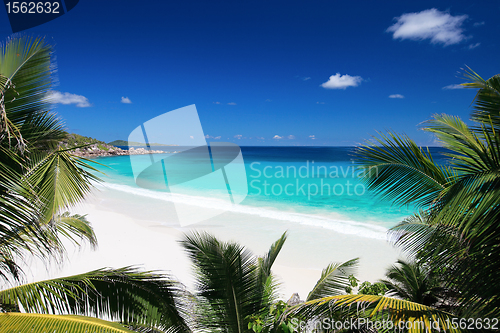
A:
<box><xmin>257</xmin><ymin>137</ymin><xmax>265</xmax><ymax>140</ymax></box>
<box><xmin>387</xmin><ymin>8</ymin><xmax>468</xmax><ymax>46</ymax></box>
<box><xmin>316</xmin><ymin>102</ymin><xmax>325</xmax><ymax>104</ymax></box>
<box><xmin>213</xmin><ymin>101</ymin><xmax>221</xmax><ymax>104</ymax></box>
<box><xmin>234</xmin><ymin>134</ymin><xmax>243</xmax><ymax>139</ymax></box>
<box><xmin>47</xmin><ymin>91</ymin><xmax>91</xmax><ymax>107</ymax></box>
<box><xmin>273</xmin><ymin>135</ymin><xmax>283</xmax><ymax>139</ymax></box>
<box><xmin>389</xmin><ymin>94</ymin><xmax>405</xmax><ymax>99</ymax></box>
<box><xmin>442</xmin><ymin>84</ymin><xmax>464</xmax><ymax>90</ymax></box>
<box><xmin>468</xmin><ymin>42</ymin><xmax>480</xmax><ymax>49</ymax></box>
<box><xmin>205</xmin><ymin>135</ymin><xmax>212</xmax><ymax>139</ymax></box>
<box><xmin>473</xmin><ymin>21</ymin><xmax>485</xmax><ymax>27</ymax></box>
<box><xmin>121</xmin><ymin>96</ymin><xmax>132</xmax><ymax>104</ymax></box>
<box><xmin>227</xmin><ymin>102</ymin><xmax>237</xmax><ymax>105</ymax></box>
<box><xmin>309</xmin><ymin>135</ymin><xmax>316</xmax><ymax>140</ymax></box>
<box><xmin>321</xmin><ymin>73</ymin><xmax>363</xmax><ymax>90</ymax></box>
<box><xmin>303</xmin><ymin>77</ymin><xmax>311</xmax><ymax>81</ymax></box>
<box><xmin>190</xmin><ymin>136</ymin><xmax>194</xmax><ymax>139</ymax></box>
<box><xmin>214</xmin><ymin>136</ymin><xmax>221</xmax><ymax>139</ymax></box>
<box><xmin>287</xmin><ymin>135</ymin><xmax>295</xmax><ymax>139</ymax></box>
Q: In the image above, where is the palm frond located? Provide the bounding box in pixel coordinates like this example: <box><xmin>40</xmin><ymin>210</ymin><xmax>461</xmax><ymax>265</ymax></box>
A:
<box><xmin>306</xmin><ymin>258</ymin><xmax>358</xmax><ymax>301</ymax></box>
<box><xmin>0</xmin><ymin>158</ymin><xmax>53</xmax><ymax>281</ymax></box>
<box><xmin>462</xmin><ymin>67</ymin><xmax>500</xmax><ymax>131</ymax></box>
<box><xmin>257</xmin><ymin>232</ymin><xmax>287</xmax><ymax>306</ymax></box>
<box><xmin>258</xmin><ymin>231</ymin><xmax>287</xmax><ymax>282</ymax></box>
<box><xmin>180</xmin><ymin>232</ymin><xmax>262</xmax><ymax>333</ymax></box>
<box><xmin>393</xmin><ymin>213</ymin><xmax>500</xmax><ymax>316</ymax></box>
<box><xmin>0</xmin><ymin>267</ymin><xmax>190</xmax><ymax>332</ymax></box>
<box><xmin>26</xmin><ymin>148</ymin><xmax>101</xmax><ymax>224</ymax></box>
<box><xmin>17</xmin><ymin>211</ymin><xmax>98</xmax><ymax>261</ymax></box>
<box><xmin>286</xmin><ymin>294</ymin><xmax>461</xmax><ymax>333</ymax></box>
<box><xmin>381</xmin><ymin>259</ymin><xmax>444</xmax><ymax>307</ymax></box>
<box><xmin>424</xmin><ymin>114</ymin><xmax>500</xmax><ymax>240</ymax></box>
<box><xmin>388</xmin><ymin>211</ymin><xmax>441</xmax><ymax>255</ymax></box>
<box><xmin>354</xmin><ymin>69</ymin><xmax>500</xmax><ymax>320</ymax></box>
<box><xmin>53</xmin><ymin>212</ymin><xmax>98</xmax><ymax>249</ymax></box>
<box><xmin>0</xmin><ymin>248</ymin><xmax>22</xmax><ymax>285</ymax></box>
<box><xmin>0</xmin><ymin>312</ymin><xmax>137</xmax><ymax>333</ymax></box>
<box><xmin>423</xmin><ymin>114</ymin><xmax>498</xmax><ymax>175</ymax></box>
<box><xmin>0</xmin><ymin>36</ymin><xmax>59</xmax><ymax>153</ymax></box>
<box><xmin>354</xmin><ymin>132</ymin><xmax>454</xmax><ymax>207</ymax></box>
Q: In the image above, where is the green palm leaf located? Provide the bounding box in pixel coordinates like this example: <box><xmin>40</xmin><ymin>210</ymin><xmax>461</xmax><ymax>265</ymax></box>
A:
<box><xmin>0</xmin><ymin>158</ymin><xmax>51</xmax><ymax>281</ymax></box>
<box><xmin>287</xmin><ymin>294</ymin><xmax>461</xmax><ymax>333</ymax></box>
<box><xmin>27</xmin><ymin>148</ymin><xmax>101</xmax><ymax>224</ymax></box>
<box><xmin>0</xmin><ymin>267</ymin><xmax>190</xmax><ymax>332</ymax></box>
<box><xmin>0</xmin><ymin>313</ymin><xmax>137</xmax><ymax>333</ymax></box>
<box><xmin>0</xmin><ymin>36</ymin><xmax>61</xmax><ymax>153</ymax></box>
<box><xmin>0</xmin><ymin>36</ymin><xmax>100</xmax><ymax>281</ymax></box>
<box><xmin>462</xmin><ymin>67</ymin><xmax>500</xmax><ymax>131</ymax></box>
<box><xmin>181</xmin><ymin>232</ymin><xmax>265</xmax><ymax>333</ymax></box>
<box><xmin>424</xmin><ymin>114</ymin><xmax>500</xmax><ymax>241</ymax></box>
<box><xmin>14</xmin><ymin>211</ymin><xmax>98</xmax><ymax>263</ymax></box>
<box><xmin>354</xmin><ymin>132</ymin><xmax>454</xmax><ymax>207</ymax></box>
<box><xmin>306</xmin><ymin>258</ymin><xmax>358</xmax><ymax>301</ymax></box>
<box><xmin>356</xmin><ymin>70</ymin><xmax>500</xmax><ymax>318</ymax></box>
<box><xmin>381</xmin><ymin>260</ymin><xmax>443</xmax><ymax>307</ymax></box>
<box><xmin>258</xmin><ymin>231</ymin><xmax>287</xmax><ymax>282</ymax></box>
<box><xmin>388</xmin><ymin>211</ymin><xmax>451</xmax><ymax>257</ymax></box>
<box><xmin>257</xmin><ymin>232</ymin><xmax>287</xmax><ymax>306</ymax></box>
<box><xmin>52</xmin><ymin>212</ymin><xmax>98</xmax><ymax>249</ymax></box>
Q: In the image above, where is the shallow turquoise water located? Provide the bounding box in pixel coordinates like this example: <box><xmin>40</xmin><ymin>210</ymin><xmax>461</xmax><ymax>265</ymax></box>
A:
<box><xmin>90</xmin><ymin>146</ymin><xmax>447</xmax><ymax>232</ymax></box>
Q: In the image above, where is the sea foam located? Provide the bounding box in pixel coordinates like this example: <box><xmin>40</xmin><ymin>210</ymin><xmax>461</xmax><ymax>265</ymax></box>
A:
<box><xmin>99</xmin><ymin>182</ymin><xmax>390</xmax><ymax>240</ymax></box>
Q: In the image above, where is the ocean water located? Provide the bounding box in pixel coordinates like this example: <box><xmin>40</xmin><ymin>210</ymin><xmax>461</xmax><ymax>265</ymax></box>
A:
<box><xmin>90</xmin><ymin>146</ymin><xmax>448</xmax><ymax>239</ymax></box>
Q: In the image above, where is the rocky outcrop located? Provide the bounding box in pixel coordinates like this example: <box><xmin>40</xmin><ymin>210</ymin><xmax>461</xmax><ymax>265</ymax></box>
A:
<box><xmin>287</xmin><ymin>293</ymin><xmax>304</xmax><ymax>306</ymax></box>
<box><xmin>68</xmin><ymin>144</ymin><xmax>169</xmax><ymax>158</ymax></box>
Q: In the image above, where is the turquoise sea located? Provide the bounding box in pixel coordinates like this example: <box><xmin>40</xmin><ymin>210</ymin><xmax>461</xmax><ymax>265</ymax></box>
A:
<box><xmin>91</xmin><ymin>146</ymin><xmax>448</xmax><ymax>240</ymax></box>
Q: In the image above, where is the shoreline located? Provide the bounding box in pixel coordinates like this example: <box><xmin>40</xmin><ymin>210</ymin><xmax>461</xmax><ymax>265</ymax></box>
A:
<box><xmin>71</xmin><ymin>146</ymin><xmax>169</xmax><ymax>158</ymax></box>
<box><xmin>27</xmin><ymin>185</ymin><xmax>403</xmax><ymax>300</ymax></box>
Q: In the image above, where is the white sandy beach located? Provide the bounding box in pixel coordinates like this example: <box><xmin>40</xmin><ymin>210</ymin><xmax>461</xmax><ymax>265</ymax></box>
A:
<box><xmin>26</xmin><ymin>185</ymin><xmax>403</xmax><ymax>300</ymax></box>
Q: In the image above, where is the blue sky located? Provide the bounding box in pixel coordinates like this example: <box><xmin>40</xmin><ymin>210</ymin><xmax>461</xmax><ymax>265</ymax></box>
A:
<box><xmin>1</xmin><ymin>0</ymin><xmax>498</xmax><ymax>146</ymax></box>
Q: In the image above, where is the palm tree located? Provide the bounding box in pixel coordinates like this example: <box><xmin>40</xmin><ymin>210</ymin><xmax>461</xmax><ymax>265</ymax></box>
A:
<box><xmin>180</xmin><ymin>231</ymin><xmax>364</xmax><ymax>333</ymax></box>
<box><xmin>0</xmin><ymin>36</ymin><xmax>192</xmax><ymax>332</ymax></box>
<box><xmin>0</xmin><ymin>35</ymin><xmax>100</xmax><ymax>277</ymax></box>
<box><xmin>280</xmin><ymin>256</ymin><xmax>459</xmax><ymax>333</ymax></box>
<box><xmin>352</xmin><ymin>69</ymin><xmax>500</xmax><ymax>318</ymax></box>
<box><xmin>380</xmin><ymin>259</ymin><xmax>443</xmax><ymax>308</ymax></box>
<box><xmin>180</xmin><ymin>231</ymin><xmax>287</xmax><ymax>333</ymax></box>
<box><xmin>306</xmin><ymin>258</ymin><xmax>358</xmax><ymax>302</ymax></box>
<box><xmin>280</xmin><ymin>69</ymin><xmax>500</xmax><ymax>331</ymax></box>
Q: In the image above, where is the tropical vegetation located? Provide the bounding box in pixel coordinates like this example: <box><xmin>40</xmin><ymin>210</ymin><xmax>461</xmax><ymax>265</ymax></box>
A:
<box><xmin>2</xmin><ymin>33</ymin><xmax>498</xmax><ymax>332</ymax></box>
<box><xmin>63</xmin><ymin>133</ymin><xmax>107</xmax><ymax>147</ymax></box>
<box><xmin>181</xmin><ymin>230</ymin><xmax>364</xmax><ymax>333</ymax></box>
<box><xmin>282</xmin><ymin>69</ymin><xmax>500</xmax><ymax>331</ymax></box>
<box><xmin>62</xmin><ymin>133</ymin><xmax>112</xmax><ymax>151</ymax></box>
<box><xmin>0</xmin><ymin>35</ymin><xmax>189</xmax><ymax>332</ymax></box>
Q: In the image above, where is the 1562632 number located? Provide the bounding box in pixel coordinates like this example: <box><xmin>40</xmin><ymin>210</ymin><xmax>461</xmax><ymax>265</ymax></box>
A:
<box><xmin>445</xmin><ymin>318</ymin><xmax>499</xmax><ymax>330</ymax></box>
<box><xmin>5</xmin><ymin>2</ymin><xmax>60</xmax><ymax>14</ymax></box>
